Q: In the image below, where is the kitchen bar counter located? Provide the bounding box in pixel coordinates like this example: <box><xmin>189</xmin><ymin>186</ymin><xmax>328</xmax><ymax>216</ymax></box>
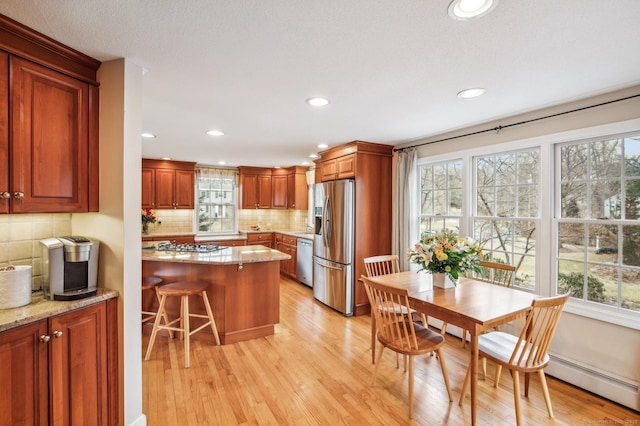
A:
<box><xmin>0</xmin><ymin>288</ymin><xmax>119</xmax><ymax>333</ymax></box>
<box><xmin>142</xmin><ymin>244</ymin><xmax>290</xmax><ymax>264</ymax></box>
<box><xmin>142</xmin><ymin>245</ymin><xmax>290</xmax><ymax>344</ymax></box>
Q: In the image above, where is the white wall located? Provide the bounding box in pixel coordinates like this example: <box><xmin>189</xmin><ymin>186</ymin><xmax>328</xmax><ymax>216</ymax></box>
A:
<box><xmin>72</xmin><ymin>58</ymin><xmax>145</xmax><ymax>425</ymax></box>
<box><xmin>399</xmin><ymin>85</ymin><xmax>640</xmax><ymax>410</ymax></box>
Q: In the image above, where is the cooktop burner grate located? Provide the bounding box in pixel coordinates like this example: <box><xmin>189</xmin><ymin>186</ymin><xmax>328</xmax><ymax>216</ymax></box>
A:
<box><xmin>156</xmin><ymin>242</ymin><xmax>220</xmax><ymax>253</ymax></box>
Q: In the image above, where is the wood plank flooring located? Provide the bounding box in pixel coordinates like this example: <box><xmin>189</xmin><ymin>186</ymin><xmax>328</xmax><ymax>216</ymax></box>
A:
<box><xmin>142</xmin><ymin>276</ymin><xmax>639</xmax><ymax>425</ymax></box>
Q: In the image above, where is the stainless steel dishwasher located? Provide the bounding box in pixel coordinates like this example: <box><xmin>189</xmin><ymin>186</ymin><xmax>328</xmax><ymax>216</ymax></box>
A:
<box><xmin>296</xmin><ymin>238</ymin><xmax>313</xmax><ymax>287</ymax></box>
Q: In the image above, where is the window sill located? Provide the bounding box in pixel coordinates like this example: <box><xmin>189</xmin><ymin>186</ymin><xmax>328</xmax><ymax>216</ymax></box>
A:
<box><xmin>563</xmin><ymin>298</ymin><xmax>640</xmax><ymax>330</ymax></box>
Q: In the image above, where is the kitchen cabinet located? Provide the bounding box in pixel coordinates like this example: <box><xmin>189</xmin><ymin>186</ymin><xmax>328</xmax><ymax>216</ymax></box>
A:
<box><xmin>314</xmin><ymin>141</ymin><xmax>393</xmax><ymax>316</ymax></box>
<box><xmin>0</xmin><ymin>299</ymin><xmax>118</xmax><ymax>425</ymax></box>
<box><xmin>142</xmin><ymin>159</ymin><xmax>196</xmax><ymax>209</ymax></box>
<box><xmin>215</xmin><ymin>239</ymin><xmax>246</xmax><ymax>247</ymax></box>
<box><xmin>142</xmin><ymin>235</ymin><xmax>195</xmax><ymax>244</ymax></box>
<box><xmin>271</xmin><ymin>174</ymin><xmax>288</xmax><ymax>209</ymax></box>
<box><xmin>246</xmin><ymin>232</ymin><xmax>273</xmax><ymax>248</ymax></box>
<box><xmin>318</xmin><ymin>153</ymin><xmax>356</xmax><ymax>182</ymax></box>
<box><xmin>275</xmin><ymin>233</ymin><xmax>297</xmax><ymax>278</ymax></box>
<box><xmin>0</xmin><ymin>16</ymin><xmax>101</xmax><ymax>214</ymax></box>
<box><xmin>285</xmin><ymin>166</ymin><xmax>309</xmax><ymax>210</ymax></box>
<box><xmin>239</xmin><ymin>167</ymin><xmax>272</xmax><ymax>209</ymax></box>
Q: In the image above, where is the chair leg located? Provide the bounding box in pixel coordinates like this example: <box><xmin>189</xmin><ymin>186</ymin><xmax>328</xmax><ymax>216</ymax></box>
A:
<box><xmin>441</xmin><ymin>322</ymin><xmax>448</xmax><ymax>335</ymax></box>
<box><xmin>408</xmin><ymin>355</ymin><xmax>414</xmax><ymax>418</ymax></box>
<box><xmin>435</xmin><ymin>349</ymin><xmax>453</xmax><ymax>402</ymax></box>
<box><xmin>482</xmin><ymin>357</ymin><xmax>487</xmax><ymax>380</ymax></box>
<box><xmin>155</xmin><ymin>286</ymin><xmax>174</xmax><ymax>338</ymax></box>
<box><xmin>538</xmin><ymin>370</ymin><xmax>554</xmax><ymax>418</ymax></box>
<box><xmin>459</xmin><ymin>363</ymin><xmax>471</xmax><ymax>405</ymax></box>
<box><xmin>145</xmin><ymin>294</ymin><xmax>168</xmax><ymax>361</ymax></box>
<box><xmin>524</xmin><ymin>372</ymin><xmax>530</xmax><ymax>397</ymax></box>
<box><xmin>512</xmin><ymin>370</ymin><xmax>522</xmax><ymax>426</ymax></box>
<box><xmin>371</xmin><ymin>346</ymin><xmax>385</xmax><ymax>386</ymax></box>
<box><xmin>182</xmin><ymin>295</ymin><xmax>191</xmax><ymax>368</ymax></box>
<box><xmin>461</xmin><ymin>329</ymin><xmax>467</xmax><ymax>348</ymax></box>
<box><xmin>494</xmin><ymin>365</ymin><xmax>503</xmax><ymax>387</ymax></box>
<box><xmin>201</xmin><ymin>291</ymin><xmax>220</xmax><ymax>345</ymax></box>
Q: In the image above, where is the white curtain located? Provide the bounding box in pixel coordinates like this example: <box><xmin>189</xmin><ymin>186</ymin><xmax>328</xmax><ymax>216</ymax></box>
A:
<box><xmin>392</xmin><ymin>148</ymin><xmax>418</xmax><ymax>271</ymax></box>
<box><xmin>196</xmin><ymin>166</ymin><xmax>238</xmax><ymax>184</ymax></box>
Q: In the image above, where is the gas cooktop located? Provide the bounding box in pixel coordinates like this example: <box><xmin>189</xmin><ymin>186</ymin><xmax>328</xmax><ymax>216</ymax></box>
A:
<box><xmin>155</xmin><ymin>242</ymin><xmax>221</xmax><ymax>253</ymax></box>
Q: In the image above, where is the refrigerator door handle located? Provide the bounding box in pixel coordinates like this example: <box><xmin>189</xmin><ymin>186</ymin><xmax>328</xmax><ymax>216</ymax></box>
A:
<box><xmin>314</xmin><ymin>257</ymin><xmax>343</xmax><ymax>271</ymax></box>
<box><xmin>323</xmin><ymin>196</ymin><xmax>331</xmax><ymax>248</ymax></box>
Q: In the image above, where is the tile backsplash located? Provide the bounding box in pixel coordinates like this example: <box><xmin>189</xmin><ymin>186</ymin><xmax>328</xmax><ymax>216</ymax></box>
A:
<box><xmin>144</xmin><ymin>209</ymin><xmax>310</xmax><ymax>236</ymax></box>
<box><xmin>0</xmin><ymin>214</ymin><xmax>72</xmax><ymax>290</ymax></box>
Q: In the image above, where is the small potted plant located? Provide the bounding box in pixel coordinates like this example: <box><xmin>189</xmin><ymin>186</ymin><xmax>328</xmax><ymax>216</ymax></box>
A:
<box><xmin>407</xmin><ymin>229</ymin><xmax>482</xmax><ymax>288</ymax></box>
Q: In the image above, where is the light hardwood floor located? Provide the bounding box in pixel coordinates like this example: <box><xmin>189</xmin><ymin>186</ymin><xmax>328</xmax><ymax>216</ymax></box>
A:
<box><xmin>142</xmin><ymin>276</ymin><xmax>639</xmax><ymax>425</ymax></box>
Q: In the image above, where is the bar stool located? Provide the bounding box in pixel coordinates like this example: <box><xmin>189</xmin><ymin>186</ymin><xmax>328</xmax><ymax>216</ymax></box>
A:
<box><xmin>144</xmin><ymin>281</ymin><xmax>220</xmax><ymax>368</ymax></box>
<box><xmin>141</xmin><ymin>277</ymin><xmax>171</xmax><ymax>328</ymax></box>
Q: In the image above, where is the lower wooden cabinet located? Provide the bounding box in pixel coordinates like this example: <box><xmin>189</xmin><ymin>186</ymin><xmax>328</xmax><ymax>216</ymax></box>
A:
<box><xmin>275</xmin><ymin>234</ymin><xmax>297</xmax><ymax>278</ymax></box>
<box><xmin>0</xmin><ymin>299</ymin><xmax>117</xmax><ymax>426</ymax></box>
<box><xmin>215</xmin><ymin>239</ymin><xmax>245</xmax><ymax>247</ymax></box>
<box><xmin>246</xmin><ymin>232</ymin><xmax>273</xmax><ymax>248</ymax></box>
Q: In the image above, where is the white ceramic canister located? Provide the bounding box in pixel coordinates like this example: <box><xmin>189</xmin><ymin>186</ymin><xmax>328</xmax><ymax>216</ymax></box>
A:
<box><xmin>0</xmin><ymin>265</ymin><xmax>33</xmax><ymax>309</ymax></box>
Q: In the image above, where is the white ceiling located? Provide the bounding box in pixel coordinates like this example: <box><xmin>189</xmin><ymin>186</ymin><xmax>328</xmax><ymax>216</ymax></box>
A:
<box><xmin>2</xmin><ymin>1</ymin><xmax>640</xmax><ymax>167</ymax></box>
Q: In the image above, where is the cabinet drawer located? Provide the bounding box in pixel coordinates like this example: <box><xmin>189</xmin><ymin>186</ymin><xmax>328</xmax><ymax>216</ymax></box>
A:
<box><xmin>246</xmin><ymin>233</ymin><xmax>273</xmax><ymax>243</ymax></box>
<box><xmin>216</xmin><ymin>240</ymin><xmax>245</xmax><ymax>247</ymax></box>
<box><xmin>282</xmin><ymin>235</ymin><xmax>297</xmax><ymax>246</ymax></box>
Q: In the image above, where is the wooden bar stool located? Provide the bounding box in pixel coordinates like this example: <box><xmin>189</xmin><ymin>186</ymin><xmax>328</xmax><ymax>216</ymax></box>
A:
<box><xmin>141</xmin><ymin>277</ymin><xmax>171</xmax><ymax>329</ymax></box>
<box><xmin>144</xmin><ymin>281</ymin><xmax>220</xmax><ymax>368</ymax></box>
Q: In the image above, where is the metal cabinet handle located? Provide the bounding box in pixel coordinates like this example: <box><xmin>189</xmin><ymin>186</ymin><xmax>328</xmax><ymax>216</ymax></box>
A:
<box><xmin>14</xmin><ymin>192</ymin><xmax>24</xmax><ymax>199</ymax></box>
<box><xmin>53</xmin><ymin>330</ymin><xmax>63</xmax><ymax>338</ymax></box>
<box><xmin>0</xmin><ymin>191</ymin><xmax>10</xmax><ymax>199</ymax></box>
<box><xmin>39</xmin><ymin>335</ymin><xmax>50</xmax><ymax>343</ymax></box>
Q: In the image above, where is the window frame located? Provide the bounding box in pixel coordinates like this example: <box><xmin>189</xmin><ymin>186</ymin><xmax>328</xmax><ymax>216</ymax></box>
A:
<box><xmin>194</xmin><ymin>169</ymin><xmax>239</xmax><ymax>237</ymax></box>
<box><xmin>413</xmin><ymin>118</ymin><xmax>640</xmax><ymax>330</ymax></box>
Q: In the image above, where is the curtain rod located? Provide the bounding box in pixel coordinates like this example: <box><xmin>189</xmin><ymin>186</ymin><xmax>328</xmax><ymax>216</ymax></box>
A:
<box><xmin>394</xmin><ymin>92</ymin><xmax>640</xmax><ymax>153</ymax></box>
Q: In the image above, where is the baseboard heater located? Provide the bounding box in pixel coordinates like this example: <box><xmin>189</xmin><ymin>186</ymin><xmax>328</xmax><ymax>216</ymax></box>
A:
<box><xmin>546</xmin><ymin>353</ymin><xmax>639</xmax><ymax>411</ymax></box>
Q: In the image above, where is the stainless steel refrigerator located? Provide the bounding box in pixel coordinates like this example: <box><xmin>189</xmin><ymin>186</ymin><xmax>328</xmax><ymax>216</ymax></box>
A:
<box><xmin>313</xmin><ymin>179</ymin><xmax>355</xmax><ymax>316</ymax></box>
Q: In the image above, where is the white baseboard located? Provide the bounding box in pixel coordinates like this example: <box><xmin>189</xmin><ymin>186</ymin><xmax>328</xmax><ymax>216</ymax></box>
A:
<box><xmin>128</xmin><ymin>414</ymin><xmax>147</xmax><ymax>426</ymax></box>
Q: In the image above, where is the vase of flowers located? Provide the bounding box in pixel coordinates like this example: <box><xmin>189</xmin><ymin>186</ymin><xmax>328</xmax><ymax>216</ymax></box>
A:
<box><xmin>407</xmin><ymin>229</ymin><xmax>482</xmax><ymax>288</ymax></box>
<box><xmin>141</xmin><ymin>208</ymin><xmax>156</xmax><ymax>235</ymax></box>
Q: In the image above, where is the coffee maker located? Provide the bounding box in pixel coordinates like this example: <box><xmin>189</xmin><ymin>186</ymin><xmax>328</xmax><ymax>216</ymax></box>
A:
<box><xmin>40</xmin><ymin>236</ymin><xmax>99</xmax><ymax>301</ymax></box>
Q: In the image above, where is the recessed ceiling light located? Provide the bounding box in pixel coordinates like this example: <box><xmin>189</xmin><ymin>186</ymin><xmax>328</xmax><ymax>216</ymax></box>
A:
<box><xmin>317</xmin><ymin>143</ymin><xmax>329</xmax><ymax>149</ymax></box>
<box><xmin>141</xmin><ymin>133</ymin><xmax>156</xmax><ymax>139</ymax></box>
<box><xmin>448</xmin><ymin>0</ymin><xmax>498</xmax><ymax>20</ymax></box>
<box><xmin>302</xmin><ymin>161</ymin><xmax>310</xmax><ymax>166</ymax></box>
<box><xmin>309</xmin><ymin>154</ymin><xmax>319</xmax><ymax>159</ymax></box>
<box><xmin>457</xmin><ymin>88</ymin><xmax>486</xmax><ymax>99</ymax></box>
<box><xmin>161</xmin><ymin>157</ymin><xmax>171</xmax><ymax>160</ymax></box>
<box><xmin>306</xmin><ymin>97</ymin><xmax>330</xmax><ymax>107</ymax></box>
<box><xmin>207</xmin><ymin>130</ymin><xmax>224</xmax><ymax>136</ymax></box>
<box><xmin>218</xmin><ymin>161</ymin><xmax>226</xmax><ymax>165</ymax></box>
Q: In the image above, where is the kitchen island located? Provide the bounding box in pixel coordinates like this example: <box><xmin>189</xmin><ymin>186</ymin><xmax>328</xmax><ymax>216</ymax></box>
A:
<box><xmin>142</xmin><ymin>244</ymin><xmax>290</xmax><ymax>344</ymax></box>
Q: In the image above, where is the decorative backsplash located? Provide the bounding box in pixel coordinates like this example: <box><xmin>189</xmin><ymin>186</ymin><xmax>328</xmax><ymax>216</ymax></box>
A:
<box><xmin>0</xmin><ymin>214</ymin><xmax>72</xmax><ymax>290</ymax></box>
<box><xmin>143</xmin><ymin>209</ymin><xmax>310</xmax><ymax>236</ymax></box>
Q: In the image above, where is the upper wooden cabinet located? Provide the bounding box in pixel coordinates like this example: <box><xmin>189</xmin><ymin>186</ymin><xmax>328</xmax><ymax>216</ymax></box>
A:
<box><xmin>314</xmin><ymin>141</ymin><xmax>394</xmax><ymax>316</ymax></box>
<box><xmin>0</xmin><ymin>16</ymin><xmax>100</xmax><ymax>214</ymax></box>
<box><xmin>239</xmin><ymin>167</ymin><xmax>272</xmax><ymax>209</ymax></box>
<box><xmin>142</xmin><ymin>159</ymin><xmax>196</xmax><ymax>209</ymax></box>
<box><xmin>240</xmin><ymin>166</ymin><xmax>309</xmax><ymax>210</ymax></box>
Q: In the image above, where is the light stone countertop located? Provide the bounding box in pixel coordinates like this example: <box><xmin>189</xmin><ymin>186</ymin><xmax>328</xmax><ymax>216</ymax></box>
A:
<box><xmin>142</xmin><ymin>244</ymin><xmax>291</xmax><ymax>265</ymax></box>
<box><xmin>0</xmin><ymin>288</ymin><xmax>119</xmax><ymax>333</ymax></box>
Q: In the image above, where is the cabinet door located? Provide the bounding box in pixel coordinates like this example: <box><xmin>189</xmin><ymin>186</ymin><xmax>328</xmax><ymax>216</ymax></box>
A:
<box><xmin>141</xmin><ymin>167</ymin><xmax>155</xmax><ymax>209</ymax></box>
<box><xmin>257</xmin><ymin>175</ymin><xmax>272</xmax><ymax>208</ymax></box>
<box><xmin>0</xmin><ymin>321</ymin><xmax>49</xmax><ymax>426</ymax></box>
<box><xmin>174</xmin><ymin>169</ymin><xmax>194</xmax><ymax>208</ymax></box>
<box><xmin>154</xmin><ymin>168</ymin><xmax>175</xmax><ymax>209</ymax></box>
<box><xmin>240</xmin><ymin>174</ymin><xmax>258</xmax><ymax>209</ymax></box>
<box><xmin>0</xmin><ymin>52</ymin><xmax>8</xmax><ymax>214</ymax></box>
<box><xmin>49</xmin><ymin>303</ymin><xmax>108</xmax><ymax>426</ymax></box>
<box><xmin>288</xmin><ymin>173</ymin><xmax>308</xmax><ymax>210</ymax></box>
<box><xmin>320</xmin><ymin>160</ymin><xmax>337</xmax><ymax>181</ymax></box>
<box><xmin>11</xmin><ymin>57</ymin><xmax>89</xmax><ymax>213</ymax></box>
<box><xmin>337</xmin><ymin>154</ymin><xmax>356</xmax><ymax>179</ymax></box>
<box><xmin>271</xmin><ymin>175</ymin><xmax>288</xmax><ymax>209</ymax></box>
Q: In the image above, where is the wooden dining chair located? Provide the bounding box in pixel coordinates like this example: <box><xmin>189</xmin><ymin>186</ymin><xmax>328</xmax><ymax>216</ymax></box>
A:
<box><xmin>459</xmin><ymin>293</ymin><xmax>570</xmax><ymax>426</ymax></box>
<box><xmin>362</xmin><ymin>276</ymin><xmax>453</xmax><ymax>418</ymax></box>
<box><xmin>364</xmin><ymin>255</ymin><xmax>429</xmax><ymax>365</ymax></box>
<box><xmin>444</xmin><ymin>260</ymin><xmax>517</xmax><ymax>347</ymax></box>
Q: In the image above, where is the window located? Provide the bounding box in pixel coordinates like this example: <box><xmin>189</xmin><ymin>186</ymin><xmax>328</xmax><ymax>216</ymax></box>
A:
<box><xmin>473</xmin><ymin>149</ymin><xmax>540</xmax><ymax>290</ymax></box>
<box><xmin>555</xmin><ymin>133</ymin><xmax>640</xmax><ymax>312</ymax></box>
<box><xmin>196</xmin><ymin>167</ymin><xmax>238</xmax><ymax>234</ymax></box>
<box><xmin>418</xmin><ymin>160</ymin><xmax>463</xmax><ymax>234</ymax></box>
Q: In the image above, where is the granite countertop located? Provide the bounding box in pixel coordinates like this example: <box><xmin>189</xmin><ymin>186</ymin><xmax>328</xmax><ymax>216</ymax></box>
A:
<box><xmin>239</xmin><ymin>230</ymin><xmax>314</xmax><ymax>240</ymax></box>
<box><xmin>0</xmin><ymin>288</ymin><xmax>119</xmax><ymax>333</ymax></box>
<box><xmin>142</xmin><ymin>244</ymin><xmax>291</xmax><ymax>265</ymax></box>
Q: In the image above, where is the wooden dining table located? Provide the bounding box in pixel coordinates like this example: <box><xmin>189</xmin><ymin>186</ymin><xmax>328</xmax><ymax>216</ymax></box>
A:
<box><xmin>366</xmin><ymin>271</ymin><xmax>538</xmax><ymax>426</ymax></box>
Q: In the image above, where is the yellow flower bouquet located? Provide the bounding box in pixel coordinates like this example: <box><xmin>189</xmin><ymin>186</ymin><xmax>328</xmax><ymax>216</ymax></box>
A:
<box><xmin>407</xmin><ymin>229</ymin><xmax>482</xmax><ymax>284</ymax></box>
